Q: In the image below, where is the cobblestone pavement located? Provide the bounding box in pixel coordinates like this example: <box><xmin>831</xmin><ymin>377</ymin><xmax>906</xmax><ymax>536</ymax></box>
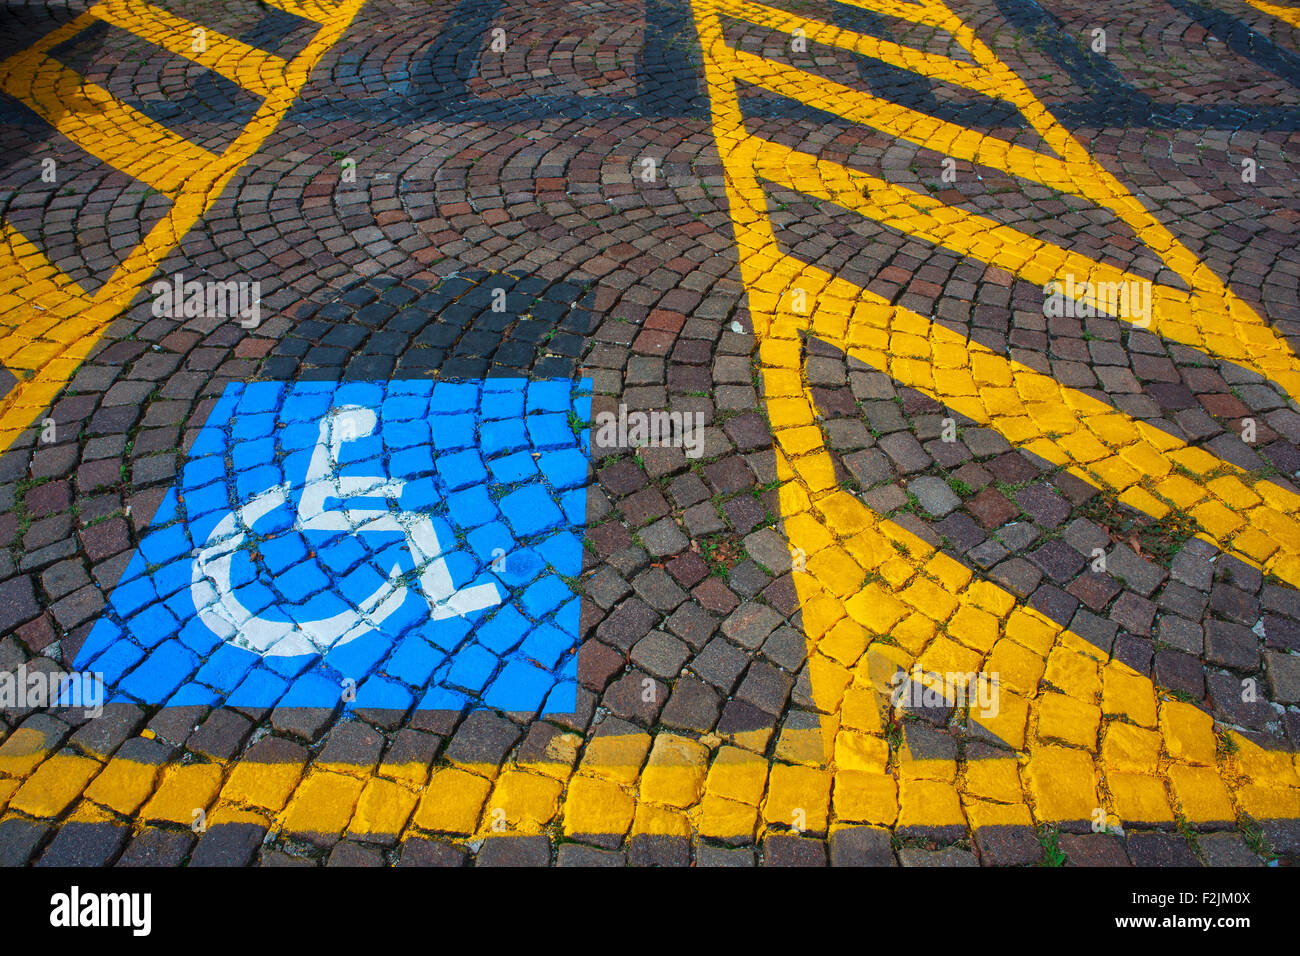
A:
<box><xmin>0</xmin><ymin>0</ymin><xmax>1298</xmax><ymax>867</ymax></box>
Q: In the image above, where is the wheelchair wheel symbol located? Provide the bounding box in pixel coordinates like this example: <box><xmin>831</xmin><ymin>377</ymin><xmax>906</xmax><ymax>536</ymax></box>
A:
<box><xmin>190</xmin><ymin>405</ymin><xmax>503</xmax><ymax>658</ymax></box>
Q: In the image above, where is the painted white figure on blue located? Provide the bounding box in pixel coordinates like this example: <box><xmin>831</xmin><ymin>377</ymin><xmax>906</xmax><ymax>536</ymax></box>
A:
<box><xmin>73</xmin><ymin>378</ymin><xmax>591</xmax><ymax>714</ymax></box>
<box><xmin>191</xmin><ymin>405</ymin><xmax>503</xmax><ymax>658</ymax></box>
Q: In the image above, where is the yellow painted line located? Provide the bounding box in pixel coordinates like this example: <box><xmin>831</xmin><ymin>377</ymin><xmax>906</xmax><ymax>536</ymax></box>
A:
<box><xmin>758</xmin><ymin>350</ymin><xmax>1300</xmax><ymax>825</ymax></box>
<box><xmin>835</xmin><ymin>0</ymin><xmax>955</xmax><ymax>31</ymax></box>
<box><xmin>6</xmin><ymin>0</ymin><xmax>1297</xmax><ymax>852</ymax></box>
<box><xmin>762</xmin><ymin>247</ymin><xmax>1300</xmax><ymax>590</ymax></box>
<box><xmin>750</xmin><ymin>136</ymin><xmax>1300</xmax><ymax>410</ymax></box>
<box><xmin>698</xmin><ymin>0</ymin><xmax>1300</xmax><ymax>585</ymax></box>
<box><xmin>724</xmin><ymin>44</ymin><xmax>1076</xmax><ymax>184</ymax></box>
<box><xmin>0</xmin><ymin>11</ymin><xmax>99</xmax><ymax>65</ymax></box>
<box><xmin>0</xmin><ymin>52</ymin><xmax>216</xmax><ymax>195</ymax></box>
<box><xmin>706</xmin><ymin>0</ymin><xmax>1300</xmax><ymax>585</ymax></box>
<box><xmin>260</xmin><ymin>0</ymin><xmax>347</xmax><ymax>25</ymax></box>
<box><xmin>712</xmin><ymin>0</ymin><xmax>991</xmax><ymax>94</ymax></box>
<box><xmin>0</xmin><ymin>0</ymin><xmax>365</xmax><ymax>454</ymax></box>
<box><xmin>90</xmin><ymin>0</ymin><xmax>290</xmax><ymax>100</ymax></box>
<box><xmin>917</xmin><ymin>0</ymin><xmax>1297</xmax><ymax>396</ymax></box>
<box><xmin>689</xmin><ymin>0</ymin><xmax>1300</xmax><ymax>833</ymax></box>
<box><xmin>0</xmin><ymin>223</ymin><xmax>94</xmax><ymax>375</ymax></box>
<box><xmin>1241</xmin><ymin>0</ymin><xmax>1300</xmax><ymax>30</ymax></box>
<box><xmin>708</xmin><ymin>9</ymin><xmax>1300</xmax><ymax>403</ymax></box>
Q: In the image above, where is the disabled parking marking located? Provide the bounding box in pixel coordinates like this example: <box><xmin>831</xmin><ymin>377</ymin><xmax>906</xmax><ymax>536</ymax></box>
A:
<box><xmin>75</xmin><ymin>379</ymin><xmax>591</xmax><ymax>715</ymax></box>
<box><xmin>0</xmin><ymin>0</ymin><xmax>365</xmax><ymax>454</ymax></box>
<box><xmin>691</xmin><ymin>0</ymin><xmax>1300</xmax><ymax>828</ymax></box>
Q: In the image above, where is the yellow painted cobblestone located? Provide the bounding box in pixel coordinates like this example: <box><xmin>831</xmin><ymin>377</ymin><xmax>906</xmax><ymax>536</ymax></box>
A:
<box><xmin>9</xmin><ymin>753</ymin><xmax>101</xmax><ymax>818</ymax></box>
<box><xmin>141</xmin><ymin>763</ymin><xmax>223</xmax><ymax>825</ymax></box>
<box><xmin>412</xmin><ymin>768</ymin><xmax>491</xmax><ymax>835</ymax></box>
<box><xmin>280</xmin><ymin>771</ymin><xmax>365</xmax><ymax>838</ymax></box>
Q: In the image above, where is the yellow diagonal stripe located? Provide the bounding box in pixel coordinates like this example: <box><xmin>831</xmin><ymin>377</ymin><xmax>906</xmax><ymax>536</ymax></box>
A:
<box><xmin>760</xmin><ymin>353</ymin><xmax>1290</xmax><ymax>826</ymax></box>
<box><xmin>722</xmin><ymin>42</ymin><xmax>1077</xmax><ymax>184</ymax></box>
<box><xmin>706</xmin><ymin>7</ymin><xmax>1300</xmax><ymax>403</ymax></box>
<box><xmin>259</xmin><ymin>0</ymin><xmax>345</xmax><ymax>25</ymax></box>
<box><xmin>837</xmin><ymin>0</ymin><xmax>954</xmax><ymax>31</ymax></box>
<box><xmin>750</xmin><ymin>137</ymin><xmax>1300</xmax><ymax>399</ymax></box>
<box><xmin>712</xmin><ymin>0</ymin><xmax>993</xmax><ymax>94</ymax></box>
<box><xmin>0</xmin><ymin>0</ymin><xmax>366</xmax><ymax>453</ymax></box>
<box><xmin>689</xmin><ymin>0</ymin><xmax>1300</xmax><ymax>833</ymax></box>
<box><xmin>0</xmin><ymin>52</ymin><xmax>216</xmax><ymax>195</ymax></box>
<box><xmin>0</xmin><ymin>222</ymin><xmax>96</xmax><ymax>375</ymax></box>
<box><xmin>759</xmin><ymin>251</ymin><xmax>1300</xmax><ymax>588</ymax></box>
<box><xmin>90</xmin><ymin>0</ymin><xmax>290</xmax><ymax>100</ymax></box>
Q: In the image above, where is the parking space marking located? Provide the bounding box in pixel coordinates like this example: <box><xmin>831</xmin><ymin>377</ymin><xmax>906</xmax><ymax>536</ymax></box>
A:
<box><xmin>0</xmin><ymin>0</ymin><xmax>365</xmax><ymax>454</ymax></box>
<box><xmin>709</xmin><ymin>1</ymin><xmax>1300</xmax><ymax>401</ymax></box>
<box><xmin>691</xmin><ymin>0</ymin><xmax>1300</xmax><ymax>827</ymax></box>
<box><xmin>90</xmin><ymin>0</ymin><xmax>292</xmax><ymax>101</ymax></box>
<box><xmin>5</xmin><ymin>0</ymin><xmax>1300</xmax><ymax>853</ymax></box>
<box><xmin>2</xmin><ymin>50</ymin><xmax>216</xmax><ymax>194</ymax></box>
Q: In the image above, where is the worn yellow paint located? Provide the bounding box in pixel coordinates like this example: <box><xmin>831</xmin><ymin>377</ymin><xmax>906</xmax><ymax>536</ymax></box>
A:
<box><xmin>84</xmin><ymin>754</ymin><xmax>163</xmax><ymax>816</ymax></box>
<box><xmin>348</xmin><ymin>777</ymin><xmax>418</xmax><ymax>839</ymax></box>
<box><xmin>0</xmin><ymin>52</ymin><xmax>215</xmax><ymax>194</ymax></box>
<box><xmin>412</xmin><ymin>767</ymin><xmax>491</xmax><ymax>835</ymax></box>
<box><xmin>713</xmin><ymin>0</ymin><xmax>994</xmax><ymax>94</ymax></box>
<box><xmin>0</xmin><ymin>722</ymin><xmax>62</xmax><ymax>778</ymax></box>
<box><xmin>261</xmin><ymin>0</ymin><xmax>352</xmax><ymax>23</ymax></box>
<box><xmin>222</xmin><ymin>757</ymin><xmax>306</xmax><ymax>813</ymax></box>
<box><xmin>280</xmin><ymin>770</ymin><xmax>365</xmax><ymax>837</ymax></box>
<box><xmin>139</xmin><ymin>762</ymin><xmax>223</xmax><ymax>824</ymax></box>
<box><xmin>836</xmin><ymin>0</ymin><xmax>955</xmax><ymax>31</ymax></box>
<box><xmin>0</xmin><ymin>0</ymin><xmax>365</xmax><ymax>453</ymax></box>
<box><xmin>8</xmin><ymin>753</ymin><xmax>102</xmax><ymax>818</ymax></box>
<box><xmin>486</xmin><ymin>770</ymin><xmax>565</xmax><ymax>833</ymax></box>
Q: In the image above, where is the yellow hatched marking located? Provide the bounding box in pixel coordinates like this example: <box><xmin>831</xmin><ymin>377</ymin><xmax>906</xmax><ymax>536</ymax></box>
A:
<box><xmin>0</xmin><ymin>52</ymin><xmax>216</xmax><ymax>195</ymax></box>
<box><xmin>712</xmin><ymin>0</ymin><xmax>991</xmax><ymax>93</ymax></box>
<box><xmin>918</xmin><ymin>0</ymin><xmax>1296</xmax><ymax>394</ymax></box>
<box><xmin>708</xmin><ymin>8</ymin><xmax>1300</xmax><ymax>401</ymax></box>
<box><xmin>836</xmin><ymin>0</ymin><xmax>955</xmax><ymax>31</ymax></box>
<box><xmin>765</xmin><ymin>418</ymin><xmax>1273</xmax><ymax>825</ymax></box>
<box><xmin>750</xmin><ymin>137</ymin><xmax>1300</xmax><ymax>398</ymax></box>
<box><xmin>0</xmin><ymin>0</ymin><xmax>366</xmax><ymax>452</ymax></box>
<box><xmin>724</xmin><ymin>44</ymin><xmax>1075</xmax><ymax>183</ymax></box>
<box><xmin>90</xmin><ymin>0</ymin><xmax>290</xmax><ymax>100</ymax></box>
<box><xmin>762</xmin><ymin>244</ymin><xmax>1300</xmax><ymax>590</ymax></box>
<box><xmin>689</xmin><ymin>0</ymin><xmax>1300</xmax><ymax>820</ymax></box>
<box><xmin>259</xmin><ymin>0</ymin><xmax>345</xmax><ymax>25</ymax></box>
<box><xmin>1241</xmin><ymin>0</ymin><xmax>1300</xmax><ymax>30</ymax></box>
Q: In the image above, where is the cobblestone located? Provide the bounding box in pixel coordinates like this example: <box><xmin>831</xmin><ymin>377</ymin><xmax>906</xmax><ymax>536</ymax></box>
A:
<box><xmin>0</xmin><ymin>0</ymin><xmax>1297</xmax><ymax>870</ymax></box>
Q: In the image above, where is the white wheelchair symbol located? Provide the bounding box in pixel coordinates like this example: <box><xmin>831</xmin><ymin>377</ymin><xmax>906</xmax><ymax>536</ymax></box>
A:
<box><xmin>190</xmin><ymin>405</ymin><xmax>503</xmax><ymax>658</ymax></box>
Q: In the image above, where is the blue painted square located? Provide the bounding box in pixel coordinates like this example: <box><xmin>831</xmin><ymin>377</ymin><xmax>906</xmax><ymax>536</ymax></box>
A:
<box><xmin>75</xmin><ymin>378</ymin><xmax>590</xmax><ymax>715</ymax></box>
